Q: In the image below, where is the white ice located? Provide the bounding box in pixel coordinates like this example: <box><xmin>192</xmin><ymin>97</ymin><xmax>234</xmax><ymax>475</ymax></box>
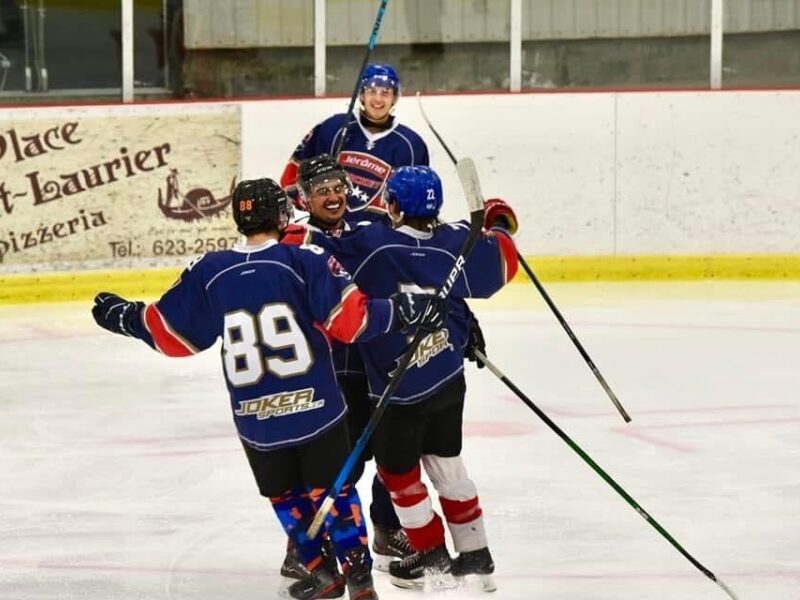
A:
<box><xmin>1</xmin><ymin>281</ymin><xmax>798</xmax><ymax>600</ymax></box>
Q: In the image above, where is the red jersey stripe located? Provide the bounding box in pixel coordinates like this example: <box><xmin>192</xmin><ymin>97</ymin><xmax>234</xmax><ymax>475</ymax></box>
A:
<box><xmin>143</xmin><ymin>304</ymin><xmax>196</xmax><ymax>357</ymax></box>
<box><xmin>324</xmin><ymin>284</ymin><xmax>369</xmax><ymax>344</ymax></box>
<box><xmin>280</xmin><ymin>159</ymin><xmax>299</xmax><ymax>189</ymax></box>
<box><xmin>489</xmin><ymin>230</ymin><xmax>519</xmax><ymax>283</ymax></box>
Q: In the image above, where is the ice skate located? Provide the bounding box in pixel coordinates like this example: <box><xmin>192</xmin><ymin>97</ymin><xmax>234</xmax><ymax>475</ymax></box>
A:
<box><xmin>342</xmin><ymin>546</ymin><xmax>379</xmax><ymax>600</ymax></box>
<box><xmin>281</xmin><ymin>538</ymin><xmax>311</xmax><ymax>580</ymax></box>
<box><xmin>452</xmin><ymin>546</ymin><xmax>497</xmax><ymax>592</ymax></box>
<box><xmin>388</xmin><ymin>543</ymin><xmax>454</xmax><ymax>590</ymax></box>
<box><xmin>371</xmin><ymin>525</ymin><xmax>413</xmax><ymax>572</ymax></box>
<box><xmin>287</xmin><ymin>566</ymin><xmax>345</xmax><ymax>600</ymax></box>
<box><xmin>281</xmin><ymin>537</ymin><xmax>339</xmax><ymax>581</ymax></box>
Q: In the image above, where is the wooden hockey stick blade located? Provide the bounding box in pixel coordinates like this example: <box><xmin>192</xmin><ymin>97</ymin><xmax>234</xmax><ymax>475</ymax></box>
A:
<box><xmin>455</xmin><ymin>157</ymin><xmax>485</xmax><ymax>213</ymax></box>
<box><xmin>308</xmin><ymin>496</ymin><xmax>334</xmax><ymax>540</ymax></box>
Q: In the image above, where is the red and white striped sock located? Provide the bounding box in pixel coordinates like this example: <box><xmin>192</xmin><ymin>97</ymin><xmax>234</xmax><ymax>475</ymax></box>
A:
<box><xmin>377</xmin><ymin>463</ymin><xmax>445</xmax><ymax>552</ymax></box>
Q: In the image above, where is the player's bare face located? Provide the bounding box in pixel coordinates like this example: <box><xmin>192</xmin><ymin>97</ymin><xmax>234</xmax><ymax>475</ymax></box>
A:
<box><xmin>308</xmin><ymin>177</ymin><xmax>347</xmax><ymax>225</ymax></box>
<box><xmin>361</xmin><ymin>86</ymin><xmax>396</xmax><ymax>123</ymax></box>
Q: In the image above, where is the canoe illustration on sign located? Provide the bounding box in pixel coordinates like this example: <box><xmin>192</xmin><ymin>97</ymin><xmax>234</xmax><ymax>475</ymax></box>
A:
<box><xmin>157</xmin><ymin>168</ymin><xmax>236</xmax><ymax>221</ymax></box>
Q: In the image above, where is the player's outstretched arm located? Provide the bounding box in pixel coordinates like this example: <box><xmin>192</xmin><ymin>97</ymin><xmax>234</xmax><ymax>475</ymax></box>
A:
<box><xmin>92</xmin><ymin>262</ymin><xmax>216</xmax><ymax>357</ymax></box>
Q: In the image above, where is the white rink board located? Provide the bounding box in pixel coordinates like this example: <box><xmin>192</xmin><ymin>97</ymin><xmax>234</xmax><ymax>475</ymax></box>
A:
<box><xmin>614</xmin><ymin>91</ymin><xmax>800</xmax><ymax>255</ymax></box>
<box><xmin>241</xmin><ymin>90</ymin><xmax>800</xmax><ymax>257</ymax></box>
<box><xmin>3</xmin><ymin>89</ymin><xmax>800</xmax><ymax>269</ymax></box>
<box><xmin>1</xmin><ymin>282</ymin><xmax>798</xmax><ymax>599</ymax></box>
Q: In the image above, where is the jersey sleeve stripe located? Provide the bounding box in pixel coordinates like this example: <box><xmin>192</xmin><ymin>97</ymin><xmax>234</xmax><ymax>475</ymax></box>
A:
<box><xmin>280</xmin><ymin>159</ymin><xmax>299</xmax><ymax>190</ymax></box>
<box><xmin>324</xmin><ymin>283</ymin><xmax>369</xmax><ymax>344</ymax></box>
<box><xmin>143</xmin><ymin>304</ymin><xmax>197</xmax><ymax>357</ymax></box>
<box><xmin>488</xmin><ymin>230</ymin><xmax>520</xmax><ymax>283</ymax></box>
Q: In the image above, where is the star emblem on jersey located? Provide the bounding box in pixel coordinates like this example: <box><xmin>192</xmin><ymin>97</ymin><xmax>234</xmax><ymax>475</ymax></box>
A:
<box><xmin>352</xmin><ymin>185</ymin><xmax>371</xmax><ymax>204</ymax></box>
<box><xmin>390</xmin><ymin>329</ymin><xmax>454</xmax><ymax>376</ymax></box>
<box><xmin>234</xmin><ymin>388</ymin><xmax>324</xmax><ymax>420</ymax></box>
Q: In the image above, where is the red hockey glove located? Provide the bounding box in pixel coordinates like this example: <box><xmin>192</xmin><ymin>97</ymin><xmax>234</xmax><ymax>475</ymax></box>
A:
<box><xmin>484</xmin><ymin>198</ymin><xmax>518</xmax><ymax>235</ymax></box>
<box><xmin>280</xmin><ymin>224</ymin><xmax>309</xmax><ymax>246</ymax></box>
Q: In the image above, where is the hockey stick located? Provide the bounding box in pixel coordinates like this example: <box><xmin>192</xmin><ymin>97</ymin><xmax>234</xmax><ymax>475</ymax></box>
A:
<box><xmin>416</xmin><ymin>91</ymin><xmax>632</xmax><ymax>423</ymax></box>
<box><xmin>307</xmin><ymin>157</ymin><xmax>486</xmax><ymax>538</ymax></box>
<box><xmin>331</xmin><ymin>0</ymin><xmax>391</xmax><ymax>159</ymax></box>
<box><xmin>474</xmin><ymin>348</ymin><xmax>739</xmax><ymax>600</ymax></box>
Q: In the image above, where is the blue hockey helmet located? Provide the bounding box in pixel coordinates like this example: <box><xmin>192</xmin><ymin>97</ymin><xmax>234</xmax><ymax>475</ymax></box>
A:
<box><xmin>384</xmin><ymin>166</ymin><xmax>443</xmax><ymax>218</ymax></box>
<box><xmin>360</xmin><ymin>63</ymin><xmax>400</xmax><ymax>94</ymax></box>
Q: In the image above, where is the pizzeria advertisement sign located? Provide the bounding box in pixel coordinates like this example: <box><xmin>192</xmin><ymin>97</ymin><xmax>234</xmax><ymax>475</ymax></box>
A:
<box><xmin>0</xmin><ymin>104</ymin><xmax>240</xmax><ymax>270</ymax></box>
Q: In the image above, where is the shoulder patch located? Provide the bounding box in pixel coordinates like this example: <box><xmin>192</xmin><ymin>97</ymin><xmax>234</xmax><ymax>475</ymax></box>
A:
<box><xmin>327</xmin><ymin>255</ymin><xmax>351</xmax><ymax>279</ymax></box>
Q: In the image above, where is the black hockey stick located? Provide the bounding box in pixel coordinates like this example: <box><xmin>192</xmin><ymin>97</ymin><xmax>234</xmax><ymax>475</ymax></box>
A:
<box><xmin>416</xmin><ymin>91</ymin><xmax>632</xmax><ymax>423</ymax></box>
<box><xmin>474</xmin><ymin>348</ymin><xmax>739</xmax><ymax>599</ymax></box>
<box><xmin>331</xmin><ymin>0</ymin><xmax>391</xmax><ymax>159</ymax></box>
<box><xmin>307</xmin><ymin>158</ymin><xmax>486</xmax><ymax>538</ymax></box>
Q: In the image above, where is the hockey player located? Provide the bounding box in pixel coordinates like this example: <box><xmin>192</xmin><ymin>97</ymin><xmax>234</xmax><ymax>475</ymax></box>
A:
<box><xmin>290</xmin><ymin>154</ymin><xmax>414</xmax><ymax>573</ymax></box>
<box><xmin>283</xmin><ymin>165</ymin><xmax>519</xmax><ymax>591</ymax></box>
<box><xmin>90</xmin><ymin>178</ymin><xmax>448</xmax><ymax>600</ymax></box>
<box><xmin>280</xmin><ymin>63</ymin><xmax>429</xmax><ymax>223</ymax></box>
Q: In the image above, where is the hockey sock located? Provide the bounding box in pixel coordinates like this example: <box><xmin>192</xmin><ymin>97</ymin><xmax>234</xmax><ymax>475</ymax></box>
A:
<box><xmin>422</xmin><ymin>454</ymin><xmax>488</xmax><ymax>553</ymax></box>
<box><xmin>370</xmin><ymin>472</ymin><xmax>401</xmax><ymax>530</ymax></box>
<box><xmin>270</xmin><ymin>488</ymin><xmax>325</xmax><ymax>570</ymax></box>
<box><xmin>308</xmin><ymin>484</ymin><xmax>372</xmax><ymax>567</ymax></box>
<box><xmin>378</xmin><ymin>463</ymin><xmax>445</xmax><ymax>552</ymax></box>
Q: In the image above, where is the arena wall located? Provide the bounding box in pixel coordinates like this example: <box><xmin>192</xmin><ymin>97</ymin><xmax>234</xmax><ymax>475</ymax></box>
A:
<box><xmin>1</xmin><ymin>89</ymin><xmax>799</xmax><ymax>301</ymax></box>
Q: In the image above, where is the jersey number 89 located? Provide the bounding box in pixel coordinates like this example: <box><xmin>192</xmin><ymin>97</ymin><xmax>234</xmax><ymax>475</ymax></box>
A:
<box><xmin>223</xmin><ymin>304</ymin><xmax>313</xmax><ymax>387</ymax></box>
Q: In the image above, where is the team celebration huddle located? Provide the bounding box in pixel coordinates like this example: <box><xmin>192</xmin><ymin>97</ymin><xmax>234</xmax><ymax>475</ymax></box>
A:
<box><xmin>91</xmin><ymin>62</ymin><xmax>519</xmax><ymax>600</ymax></box>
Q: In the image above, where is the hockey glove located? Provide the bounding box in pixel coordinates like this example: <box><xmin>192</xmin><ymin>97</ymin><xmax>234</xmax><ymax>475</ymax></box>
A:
<box><xmin>484</xmin><ymin>197</ymin><xmax>518</xmax><ymax>235</ymax></box>
<box><xmin>464</xmin><ymin>313</ymin><xmax>487</xmax><ymax>368</ymax></box>
<box><xmin>390</xmin><ymin>292</ymin><xmax>449</xmax><ymax>334</ymax></box>
<box><xmin>92</xmin><ymin>292</ymin><xmax>144</xmax><ymax>337</ymax></box>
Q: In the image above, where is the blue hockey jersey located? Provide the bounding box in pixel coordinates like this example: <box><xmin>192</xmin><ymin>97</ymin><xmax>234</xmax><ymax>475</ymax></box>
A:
<box><xmin>304</xmin><ymin>222</ymin><xmax>519</xmax><ymax>404</ymax></box>
<box><xmin>295</xmin><ymin>218</ymin><xmax>367</xmax><ymax>378</ymax></box>
<box><xmin>281</xmin><ymin>112</ymin><xmax>429</xmax><ymax>223</ymax></box>
<box><xmin>129</xmin><ymin>240</ymin><xmax>394</xmax><ymax>450</ymax></box>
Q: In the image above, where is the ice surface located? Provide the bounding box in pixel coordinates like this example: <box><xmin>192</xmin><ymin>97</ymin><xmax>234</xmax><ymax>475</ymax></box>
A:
<box><xmin>1</xmin><ymin>282</ymin><xmax>798</xmax><ymax>599</ymax></box>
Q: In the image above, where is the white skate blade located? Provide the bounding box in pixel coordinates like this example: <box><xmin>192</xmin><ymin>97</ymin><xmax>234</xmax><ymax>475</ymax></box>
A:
<box><xmin>372</xmin><ymin>553</ymin><xmax>393</xmax><ymax>573</ymax></box>
<box><xmin>390</xmin><ymin>570</ymin><xmax>458</xmax><ymax>591</ymax></box>
<box><xmin>390</xmin><ymin>575</ymin><xmax>423</xmax><ymax>590</ymax></box>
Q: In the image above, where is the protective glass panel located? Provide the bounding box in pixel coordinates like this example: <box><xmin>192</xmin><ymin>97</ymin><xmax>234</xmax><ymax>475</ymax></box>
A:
<box><xmin>325</xmin><ymin>0</ymin><xmax>511</xmax><ymax>95</ymax></box>
<box><xmin>0</xmin><ymin>1</ymin><xmax>119</xmax><ymax>92</ymax></box>
<box><xmin>722</xmin><ymin>31</ymin><xmax>800</xmax><ymax>87</ymax></box>
<box><xmin>520</xmin><ymin>0</ymin><xmax>714</xmax><ymax>90</ymax></box>
<box><xmin>181</xmin><ymin>0</ymin><xmax>314</xmax><ymax>98</ymax></box>
<box><xmin>134</xmin><ymin>0</ymin><xmax>176</xmax><ymax>90</ymax></box>
<box><xmin>0</xmin><ymin>0</ymin><xmax>181</xmax><ymax>97</ymax></box>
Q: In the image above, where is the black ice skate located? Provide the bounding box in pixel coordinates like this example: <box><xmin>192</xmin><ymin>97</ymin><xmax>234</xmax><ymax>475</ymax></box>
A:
<box><xmin>287</xmin><ymin>566</ymin><xmax>345</xmax><ymax>600</ymax></box>
<box><xmin>452</xmin><ymin>547</ymin><xmax>497</xmax><ymax>593</ymax></box>
<box><xmin>281</xmin><ymin>537</ymin><xmax>339</xmax><ymax>581</ymax></box>
<box><xmin>371</xmin><ymin>525</ymin><xmax>413</xmax><ymax>572</ymax></box>
<box><xmin>281</xmin><ymin>538</ymin><xmax>311</xmax><ymax>580</ymax></box>
<box><xmin>388</xmin><ymin>543</ymin><xmax>455</xmax><ymax>590</ymax></box>
<box><xmin>342</xmin><ymin>546</ymin><xmax>379</xmax><ymax>600</ymax></box>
